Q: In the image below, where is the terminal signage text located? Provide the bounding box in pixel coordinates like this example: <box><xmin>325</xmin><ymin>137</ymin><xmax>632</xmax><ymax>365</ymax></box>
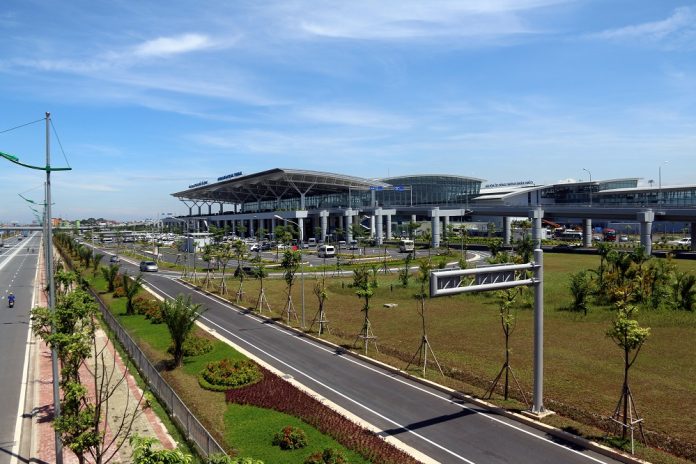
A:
<box><xmin>217</xmin><ymin>171</ymin><xmax>243</xmax><ymax>182</ymax></box>
<box><xmin>188</xmin><ymin>181</ymin><xmax>209</xmax><ymax>189</ymax></box>
<box><xmin>484</xmin><ymin>181</ymin><xmax>534</xmax><ymax>189</ymax></box>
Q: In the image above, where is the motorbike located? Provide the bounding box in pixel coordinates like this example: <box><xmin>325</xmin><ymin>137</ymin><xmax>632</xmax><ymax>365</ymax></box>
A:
<box><xmin>8</xmin><ymin>299</ymin><xmax>14</xmax><ymax>308</ymax></box>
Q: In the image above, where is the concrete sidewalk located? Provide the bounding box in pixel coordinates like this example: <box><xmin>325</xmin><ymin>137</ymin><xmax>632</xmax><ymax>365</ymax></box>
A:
<box><xmin>25</xmin><ymin>247</ymin><xmax>176</xmax><ymax>463</ymax></box>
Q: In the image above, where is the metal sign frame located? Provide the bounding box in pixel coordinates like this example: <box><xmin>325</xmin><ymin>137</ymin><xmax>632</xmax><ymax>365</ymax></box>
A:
<box><xmin>430</xmin><ymin>249</ymin><xmax>546</xmax><ymax>415</ymax></box>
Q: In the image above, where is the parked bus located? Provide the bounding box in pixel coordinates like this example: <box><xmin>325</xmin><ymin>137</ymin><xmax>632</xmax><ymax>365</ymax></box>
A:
<box><xmin>558</xmin><ymin>230</ymin><xmax>583</xmax><ymax>241</ymax></box>
<box><xmin>399</xmin><ymin>239</ymin><xmax>415</xmax><ymax>252</ymax></box>
<box><xmin>603</xmin><ymin>228</ymin><xmax>617</xmax><ymax>242</ymax></box>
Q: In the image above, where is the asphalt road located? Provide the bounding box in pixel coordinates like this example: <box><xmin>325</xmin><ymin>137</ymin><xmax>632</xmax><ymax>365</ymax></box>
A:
<box><xmin>0</xmin><ymin>234</ymin><xmax>39</xmax><ymax>464</ymax></box>
<box><xmin>94</xmin><ymin>244</ymin><xmax>622</xmax><ymax>464</ymax></box>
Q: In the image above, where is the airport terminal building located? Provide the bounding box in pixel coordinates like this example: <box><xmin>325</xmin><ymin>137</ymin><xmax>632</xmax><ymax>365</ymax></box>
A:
<box><xmin>170</xmin><ymin>167</ymin><xmax>696</xmax><ymax>252</ymax></box>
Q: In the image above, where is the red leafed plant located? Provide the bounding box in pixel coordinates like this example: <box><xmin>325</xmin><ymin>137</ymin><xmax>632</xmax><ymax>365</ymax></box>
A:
<box><xmin>226</xmin><ymin>366</ymin><xmax>420</xmax><ymax>464</ymax></box>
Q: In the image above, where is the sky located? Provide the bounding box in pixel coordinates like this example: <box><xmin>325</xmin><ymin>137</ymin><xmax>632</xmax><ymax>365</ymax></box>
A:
<box><xmin>1</xmin><ymin>0</ymin><xmax>695</xmax><ymax>223</ymax></box>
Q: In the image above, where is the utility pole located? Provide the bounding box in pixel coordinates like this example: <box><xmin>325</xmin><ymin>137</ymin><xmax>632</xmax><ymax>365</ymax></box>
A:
<box><xmin>45</xmin><ymin>112</ymin><xmax>63</xmax><ymax>463</ymax></box>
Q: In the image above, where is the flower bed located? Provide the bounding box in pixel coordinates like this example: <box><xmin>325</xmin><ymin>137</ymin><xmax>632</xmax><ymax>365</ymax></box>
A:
<box><xmin>200</xmin><ymin>359</ymin><xmax>263</xmax><ymax>392</ymax></box>
<box><xmin>226</xmin><ymin>366</ymin><xmax>420</xmax><ymax>464</ymax></box>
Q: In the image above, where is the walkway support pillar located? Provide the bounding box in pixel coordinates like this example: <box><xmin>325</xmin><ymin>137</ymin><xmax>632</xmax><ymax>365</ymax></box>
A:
<box><xmin>298</xmin><ymin>218</ymin><xmax>305</xmax><ymax>242</ymax></box>
<box><xmin>503</xmin><ymin>216</ymin><xmax>512</xmax><ymax>246</ymax></box>
<box><xmin>430</xmin><ymin>207</ymin><xmax>440</xmax><ymax>248</ymax></box>
<box><xmin>320</xmin><ymin>210</ymin><xmax>329</xmax><ymax>243</ymax></box>
<box><xmin>386</xmin><ymin>214</ymin><xmax>392</xmax><ymax>240</ymax></box>
<box><xmin>369</xmin><ymin>215</ymin><xmax>375</xmax><ymax>238</ymax></box>
<box><xmin>583</xmin><ymin>218</ymin><xmax>593</xmax><ymax>248</ymax></box>
<box><xmin>638</xmin><ymin>210</ymin><xmax>654</xmax><ymax>255</ymax></box>
<box><xmin>345</xmin><ymin>210</ymin><xmax>354</xmax><ymax>244</ymax></box>
<box><xmin>375</xmin><ymin>208</ymin><xmax>384</xmax><ymax>245</ymax></box>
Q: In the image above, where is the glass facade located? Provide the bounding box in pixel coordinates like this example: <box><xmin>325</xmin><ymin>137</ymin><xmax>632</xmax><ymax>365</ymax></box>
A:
<box><xmin>378</xmin><ymin>175</ymin><xmax>481</xmax><ymax>207</ymax></box>
<box><xmin>598</xmin><ymin>187</ymin><xmax>696</xmax><ymax>207</ymax></box>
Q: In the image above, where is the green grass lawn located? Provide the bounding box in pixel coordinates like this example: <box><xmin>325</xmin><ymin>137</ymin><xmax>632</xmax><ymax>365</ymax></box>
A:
<box><xmin>224</xmin><ymin>404</ymin><xmax>369</xmax><ymax>464</ymax></box>
<box><xmin>194</xmin><ymin>252</ymin><xmax>696</xmax><ymax>463</ymax></box>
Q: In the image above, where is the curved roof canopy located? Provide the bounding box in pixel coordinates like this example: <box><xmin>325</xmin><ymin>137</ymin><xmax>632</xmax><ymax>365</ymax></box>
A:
<box><xmin>172</xmin><ymin>168</ymin><xmax>391</xmax><ymax>204</ymax></box>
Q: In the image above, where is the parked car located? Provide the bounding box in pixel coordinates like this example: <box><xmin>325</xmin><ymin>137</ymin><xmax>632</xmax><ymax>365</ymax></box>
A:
<box><xmin>260</xmin><ymin>242</ymin><xmax>272</xmax><ymax>251</ymax></box>
<box><xmin>668</xmin><ymin>237</ymin><xmax>691</xmax><ymax>246</ymax></box>
<box><xmin>109</xmin><ymin>255</ymin><xmax>120</xmax><ymax>263</ymax></box>
<box><xmin>249</xmin><ymin>243</ymin><xmax>260</xmax><ymax>252</ymax></box>
<box><xmin>139</xmin><ymin>260</ymin><xmax>158</xmax><ymax>272</ymax></box>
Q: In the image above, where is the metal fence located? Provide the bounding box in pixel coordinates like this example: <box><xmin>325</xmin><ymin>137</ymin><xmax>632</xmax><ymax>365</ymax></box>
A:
<box><xmin>96</xmin><ymin>293</ymin><xmax>226</xmax><ymax>458</ymax></box>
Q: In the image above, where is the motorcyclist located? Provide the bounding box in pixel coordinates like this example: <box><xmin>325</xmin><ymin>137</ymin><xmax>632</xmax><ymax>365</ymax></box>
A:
<box><xmin>8</xmin><ymin>292</ymin><xmax>15</xmax><ymax>308</ymax></box>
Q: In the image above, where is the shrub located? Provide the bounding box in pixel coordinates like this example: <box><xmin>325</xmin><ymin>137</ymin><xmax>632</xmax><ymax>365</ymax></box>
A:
<box><xmin>206</xmin><ymin>454</ymin><xmax>264</xmax><ymax>464</ymax></box>
<box><xmin>272</xmin><ymin>426</ymin><xmax>307</xmax><ymax>450</ymax></box>
<box><xmin>144</xmin><ymin>305</ymin><xmax>164</xmax><ymax>324</ymax></box>
<box><xmin>168</xmin><ymin>335</ymin><xmax>213</xmax><ymax>357</ymax></box>
<box><xmin>133</xmin><ymin>295</ymin><xmax>160</xmax><ymax>315</ymax></box>
<box><xmin>199</xmin><ymin>359</ymin><xmax>262</xmax><ymax>392</ymax></box>
<box><xmin>112</xmin><ymin>286</ymin><xmax>126</xmax><ymax>298</ymax></box>
<box><xmin>304</xmin><ymin>448</ymin><xmax>346</xmax><ymax>464</ymax></box>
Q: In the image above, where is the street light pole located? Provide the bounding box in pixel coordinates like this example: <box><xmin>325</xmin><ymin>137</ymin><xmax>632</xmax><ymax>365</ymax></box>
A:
<box><xmin>44</xmin><ymin>113</ymin><xmax>63</xmax><ymax>464</ymax></box>
<box><xmin>276</xmin><ymin>215</ymin><xmax>305</xmax><ymax>327</ymax></box>
<box><xmin>659</xmin><ymin>161</ymin><xmax>668</xmax><ymax>206</ymax></box>
<box><xmin>582</xmin><ymin>168</ymin><xmax>592</xmax><ymax>207</ymax></box>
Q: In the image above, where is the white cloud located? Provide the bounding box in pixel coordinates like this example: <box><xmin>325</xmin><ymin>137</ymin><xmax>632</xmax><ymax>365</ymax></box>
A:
<box><xmin>590</xmin><ymin>6</ymin><xmax>696</xmax><ymax>47</ymax></box>
<box><xmin>133</xmin><ymin>33</ymin><xmax>215</xmax><ymax>57</ymax></box>
<box><xmin>296</xmin><ymin>106</ymin><xmax>413</xmax><ymax>130</ymax></box>
<box><xmin>283</xmin><ymin>0</ymin><xmax>570</xmax><ymax>40</ymax></box>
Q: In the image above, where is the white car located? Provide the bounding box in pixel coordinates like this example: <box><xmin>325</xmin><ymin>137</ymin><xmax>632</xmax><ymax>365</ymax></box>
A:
<box><xmin>668</xmin><ymin>237</ymin><xmax>691</xmax><ymax>246</ymax></box>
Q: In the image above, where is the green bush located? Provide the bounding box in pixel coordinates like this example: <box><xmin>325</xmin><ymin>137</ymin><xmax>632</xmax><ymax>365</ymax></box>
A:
<box><xmin>133</xmin><ymin>295</ymin><xmax>160</xmax><ymax>315</ymax></box>
<box><xmin>144</xmin><ymin>305</ymin><xmax>164</xmax><ymax>324</ymax></box>
<box><xmin>112</xmin><ymin>286</ymin><xmax>126</xmax><ymax>298</ymax></box>
<box><xmin>199</xmin><ymin>359</ymin><xmax>262</xmax><ymax>392</ymax></box>
<box><xmin>304</xmin><ymin>448</ymin><xmax>346</xmax><ymax>464</ymax></box>
<box><xmin>168</xmin><ymin>335</ymin><xmax>213</xmax><ymax>357</ymax></box>
<box><xmin>272</xmin><ymin>425</ymin><xmax>307</xmax><ymax>450</ymax></box>
<box><xmin>205</xmin><ymin>454</ymin><xmax>264</xmax><ymax>464</ymax></box>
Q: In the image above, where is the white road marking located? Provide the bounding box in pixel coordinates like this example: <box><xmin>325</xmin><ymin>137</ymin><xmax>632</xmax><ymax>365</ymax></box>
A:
<box><xmin>144</xmin><ymin>267</ymin><xmax>611</xmax><ymax>464</ymax></box>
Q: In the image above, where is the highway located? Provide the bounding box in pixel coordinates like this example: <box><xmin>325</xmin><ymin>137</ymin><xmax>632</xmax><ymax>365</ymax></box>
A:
<box><xmin>95</xmin><ymin>245</ymin><xmax>624</xmax><ymax>464</ymax></box>
<box><xmin>0</xmin><ymin>233</ymin><xmax>39</xmax><ymax>464</ymax></box>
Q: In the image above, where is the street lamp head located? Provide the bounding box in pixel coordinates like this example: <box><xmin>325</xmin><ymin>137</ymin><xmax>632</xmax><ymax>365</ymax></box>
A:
<box><xmin>273</xmin><ymin>214</ymin><xmax>284</xmax><ymax>220</ymax></box>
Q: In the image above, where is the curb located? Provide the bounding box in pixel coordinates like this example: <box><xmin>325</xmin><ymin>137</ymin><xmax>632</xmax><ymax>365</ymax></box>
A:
<box><xmin>175</xmin><ymin>278</ymin><xmax>649</xmax><ymax>464</ymax></box>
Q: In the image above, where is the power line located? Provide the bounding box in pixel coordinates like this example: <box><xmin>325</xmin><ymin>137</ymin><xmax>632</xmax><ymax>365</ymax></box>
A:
<box><xmin>0</xmin><ymin>118</ymin><xmax>44</xmax><ymax>135</ymax></box>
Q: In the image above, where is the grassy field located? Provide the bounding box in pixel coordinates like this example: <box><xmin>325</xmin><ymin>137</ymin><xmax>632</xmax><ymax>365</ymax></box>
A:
<box><xmin>194</xmin><ymin>253</ymin><xmax>696</xmax><ymax>462</ymax></box>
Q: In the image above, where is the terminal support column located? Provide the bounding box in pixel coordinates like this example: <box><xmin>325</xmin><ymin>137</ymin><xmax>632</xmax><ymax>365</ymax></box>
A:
<box><xmin>583</xmin><ymin>219</ymin><xmax>593</xmax><ymax>248</ymax></box>
<box><xmin>375</xmin><ymin>208</ymin><xmax>383</xmax><ymax>245</ymax></box>
<box><xmin>637</xmin><ymin>210</ymin><xmax>654</xmax><ymax>255</ymax></box>
<box><xmin>430</xmin><ymin>207</ymin><xmax>440</xmax><ymax>248</ymax></box>
<box><xmin>345</xmin><ymin>210</ymin><xmax>354</xmax><ymax>244</ymax></box>
<box><xmin>386</xmin><ymin>214</ymin><xmax>392</xmax><ymax>240</ymax></box>
<box><xmin>503</xmin><ymin>216</ymin><xmax>512</xmax><ymax>246</ymax></box>
<box><xmin>298</xmin><ymin>218</ymin><xmax>304</xmax><ymax>242</ymax></box>
<box><xmin>369</xmin><ymin>215</ymin><xmax>375</xmax><ymax>239</ymax></box>
<box><xmin>320</xmin><ymin>210</ymin><xmax>329</xmax><ymax>243</ymax></box>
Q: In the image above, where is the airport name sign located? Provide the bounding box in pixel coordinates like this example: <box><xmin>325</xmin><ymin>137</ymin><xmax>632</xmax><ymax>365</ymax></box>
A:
<box><xmin>217</xmin><ymin>171</ymin><xmax>243</xmax><ymax>182</ymax></box>
<box><xmin>188</xmin><ymin>181</ymin><xmax>209</xmax><ymax>188</ymax></box>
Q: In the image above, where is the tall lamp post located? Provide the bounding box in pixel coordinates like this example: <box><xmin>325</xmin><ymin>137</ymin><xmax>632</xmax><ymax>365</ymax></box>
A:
<box><xmin>275</xmin><ymin>215</ymin><xmax>305</xmax><ymax>327</ymax></box>
<box><xmin>658</xmin><ymin>161</ymin><xmax>669</xmax><ymax>206</ymax></box>
<box><xmin>582</xmin><ymin>168</ymin><xmax>592</xmax><ymax>207</ymax></box>
<box><xmin>1</xmin><ymin>112</ymin><xmax>72</xmax><ymax>464</ymax></box>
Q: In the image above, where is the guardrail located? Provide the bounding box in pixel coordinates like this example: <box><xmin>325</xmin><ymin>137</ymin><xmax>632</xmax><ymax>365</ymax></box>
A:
<box><xmin>94</xmin><ymin>291</ymin><xmax>226</xmax><ymax>458</ymax></box>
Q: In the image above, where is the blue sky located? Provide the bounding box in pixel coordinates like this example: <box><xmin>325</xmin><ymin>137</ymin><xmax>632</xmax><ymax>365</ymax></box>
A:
<box><xmin>1</xmin><ymin>0</ymin><xmax>695</xmax><ymax>222</ymax></box>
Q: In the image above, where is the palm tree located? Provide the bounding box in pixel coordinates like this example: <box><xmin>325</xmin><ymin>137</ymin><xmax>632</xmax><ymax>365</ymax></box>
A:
<box><xmin>160</xmin><ymin>294</ymin><xmax>204</xmax><ymax>368</ymax></box>
<box><xmin>122</xmin><ymin>273</ymin><xmax>143</xmax><ymax>315</ymax></box>
<box><xmin>101</xmin><ymin>264</ymin><xmax>120</xmax><ymax>292</ymax></box>
<box><xmin>92</xmin><ymin>253</ymin><xmax>105</xmax><ymax>275</ymax></box>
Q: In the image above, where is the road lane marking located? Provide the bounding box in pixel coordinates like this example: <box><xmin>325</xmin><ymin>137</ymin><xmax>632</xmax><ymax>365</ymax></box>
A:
<box><xmin>145</xmin><ymin>276</ymin><xmax>610</xmax><ymax>464</ymax></box>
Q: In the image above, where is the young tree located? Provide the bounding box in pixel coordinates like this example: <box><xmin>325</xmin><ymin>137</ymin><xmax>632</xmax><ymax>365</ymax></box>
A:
<box><xmin>406</xmin><ymin>260</ymin><xmax>443</xmax><ymax>377</ymax></box>
<box><xmin>122</xmin><ymin>273</ymin><xmax>144</xmax><ymax>315</ymax></box>
<box><xmin>232</xmin><ymin>240</ymin><xmax>249</xmax><ymax>303</ymax></box>
<box><xmin>485</xmin><ymin>288</ymin><xmax>527</xmax><ymax>404</ymax></box>
<box><xmin>253</xmin><ymin>256</ymin><xmax>271</xmax><ymax>313</ymax></box>
<box><xmin>101</xmin><ymin>264</ymin><xmax>120</xmax><ymax>293</ymax></box>
<box><xmin>160</xmin><ymin>294</ymin><xmax>204</xmax><ymax>368</ymax></box>
<box><xmin>353</xmin><ymin>265</ymin><xmax>378</xmax><ymax>355</ymax></box>
<box><xmin>92</xmin><ymin>253</ymin><xmax>105</xmax><ymax>275</ymax></box>
<box><xmin>606</xmin><ymin>300</ymin><xmax>650</xmax><ymax>440</ymax></box>
<box><xmin>311</xmin><ymin>273</ymin><xmax>330</xmax><ymax>336</ymax></box>
<box><xmin>281</xmin><ymin>249</ymin><xmax>302</xmax><ymax>324</ymax></box>
<box><xmin>216</xmin><ymin>242</ymin><xmax>234</xmax><ymax>296</ymax></box>
<box><xmin>568</xmin><ymin>270</ymin><xmax>593</xmax><ymax>315</ymax></box>
<box><xmin>201</xmin><ymin>244</ymin><xmax>216</xmax><ymax>289</ymax></box>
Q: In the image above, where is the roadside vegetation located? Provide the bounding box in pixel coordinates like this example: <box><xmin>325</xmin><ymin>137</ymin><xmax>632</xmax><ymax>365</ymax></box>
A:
<box><xmin>54</xmin><ymin>232</ymin><xmax>416</xmax><ymax>464</ymax></box>
<box><xmin>182</xmin><ymin>240</ymin><xmax>696</xmax><ymax>464</ymax></box>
